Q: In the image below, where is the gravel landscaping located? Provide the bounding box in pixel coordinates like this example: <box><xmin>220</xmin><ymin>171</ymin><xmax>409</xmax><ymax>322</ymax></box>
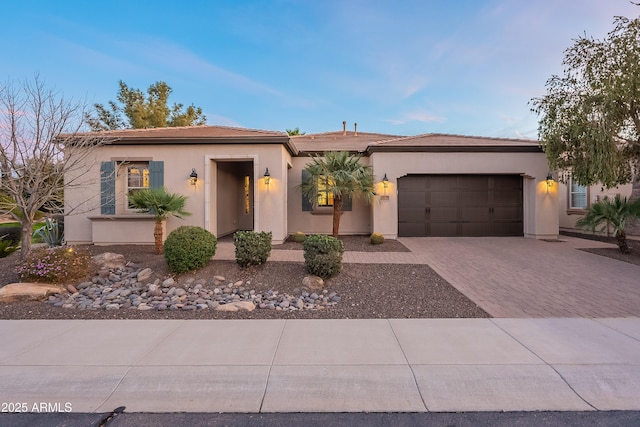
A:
<box><xmin>561</xmin><ymin>231</ymin><xmax>640</xmax><ymax>267</ymax></box>
<box><xmin>0</xmin><ymin>236</ymin><xmax>489</xmax><ymax>319</ymax></box>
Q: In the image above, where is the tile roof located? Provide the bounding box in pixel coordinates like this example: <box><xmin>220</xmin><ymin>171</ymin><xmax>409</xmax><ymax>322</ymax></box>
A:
<box><xmin>367</xmin><ymin>133</ymin><xmax>542</xmax><ymax>153</ymax></box>
<box><xmin>292</xmin><ymin>131</ymin><xmax>406</xmax><ymax>153</ymax></box>
<box><xmin>87</xmin><ymin>125</ymin><xmax>288</xmax><ymax>139</ymax></box>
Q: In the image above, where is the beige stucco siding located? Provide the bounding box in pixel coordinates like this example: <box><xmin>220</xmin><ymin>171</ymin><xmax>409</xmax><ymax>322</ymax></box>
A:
<box><xmin>369</xmin><ymin>151</ymin><xmax>558</xmax><ymax>239</ymax></box>
<box><xmin>65</xmin><ymin>143</ymin><xmax>291</xmax><ymax>245</ymax></box>
<box><xmin>286</xmin><ymin>157</ymin><xmax>372</xmax><ymax>236</ymax></box>
<box><xmin>558</xmin><ymin>182</ymin><xmax>632</xmax><ymax>230</ymax></box>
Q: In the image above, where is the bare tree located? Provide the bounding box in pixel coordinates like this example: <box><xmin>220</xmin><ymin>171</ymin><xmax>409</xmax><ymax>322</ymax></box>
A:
<box><xmin>0</xmin><ymin>75</ymin><xmax>108</xmax><ymax>258</ymax></box>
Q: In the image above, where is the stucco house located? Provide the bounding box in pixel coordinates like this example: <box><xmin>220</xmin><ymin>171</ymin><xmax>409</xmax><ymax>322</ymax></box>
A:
<box><xmin>64</xmin><ymin>124</ymin><xmax>561</xmax><ymax>245</ymax></box>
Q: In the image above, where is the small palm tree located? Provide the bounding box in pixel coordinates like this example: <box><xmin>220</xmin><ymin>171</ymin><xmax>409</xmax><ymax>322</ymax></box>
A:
<box><xmin>576</xmin><ymin>194</ymin><xmax>640</xmax><ymax>254</ymax></box>
<box><xmin>129</xmin><ymin>187</ymin><xmax>191</xmax><ymax>254</ymax></box>
<box><xmin>299</xmin><ymin>151</ymin><xmax>375</xmax><ymax>237</ymax></box>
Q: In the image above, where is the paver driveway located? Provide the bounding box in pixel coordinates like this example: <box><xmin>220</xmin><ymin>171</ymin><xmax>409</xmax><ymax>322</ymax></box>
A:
<box><xmin>398</xmin><ymin>236</ymin><xmax>640</xmax><ymax>318</ymax></box>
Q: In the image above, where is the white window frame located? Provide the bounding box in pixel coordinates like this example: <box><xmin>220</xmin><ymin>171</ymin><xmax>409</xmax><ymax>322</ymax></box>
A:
<box><xmin>568</xmin><ymin>177</ymin><xmax>588</xmax><ymax>210</ymax></box>
<box><xmin>125</xmin><ymin>162</ymin><xmax>150</xmax><ymax>210</ymax></box>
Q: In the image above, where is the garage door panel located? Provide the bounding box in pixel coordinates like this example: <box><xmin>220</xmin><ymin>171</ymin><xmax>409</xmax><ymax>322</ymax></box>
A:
<box><xmin>398</xmin><ymin>191</ymin><xmax>426</xmax><ymax>208</ymax></box>
<box><xmin>459</xmin><ymin>191</ymin><xmax>489</xmax><ymax>205</ymax></box>
<box><xmin>401</xmin><ymin>208</ymin><xmax>426</xmax><ymax>222</ymax></box>
<box><xmin>429</xmin><ymin>223</ymin><xmax>458</xmax><ymax>237</ymax></box>
<box><xmin>431</xmin><ymin>192</ymin><xmax>458</xmax><ymax>206</ymax></box>
<box><xmin>397</xmin><ymin>174</ymin><xmax>523</xmax><ymax>237</ymax></box>
<box><xmin>460</xmin><ymin>207</ymin><xmax>490</xmax><ymax>221</ymax></box>
<box><xmin>430</xmin><ymin>207</ymin><xmax>457</xmax><ymax>222</ymax></box>
<box><xmin>399</xmin><ymin>222</ymin><xmax>426</xmax><ymax>237</ymax></box>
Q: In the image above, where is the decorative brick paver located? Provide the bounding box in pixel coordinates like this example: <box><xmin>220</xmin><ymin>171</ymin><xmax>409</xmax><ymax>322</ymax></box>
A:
<box><xmin>213</xmin><ymin>236</ymin><xmax>640</xmax><ymax>318</ymax></box>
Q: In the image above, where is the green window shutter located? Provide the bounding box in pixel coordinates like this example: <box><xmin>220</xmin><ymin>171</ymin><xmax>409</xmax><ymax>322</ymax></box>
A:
<box><xmin>149</xmin><ymin>161</ymin><xmax>164</xmax><ymax>188</ymax></box>
<box><xmin>301</xmin><ymin>170</ymin><xmax>313</xmax><ymax>211</ymax></box>
<box><xmin>342</xmin><ymin>195</ymin><xmax>352</xmax><ymax>211</ymax></box>
<box><xmin>100</xmin><ymin>161</ymin><xmax>116</xmax><ymax>215</ymax></box>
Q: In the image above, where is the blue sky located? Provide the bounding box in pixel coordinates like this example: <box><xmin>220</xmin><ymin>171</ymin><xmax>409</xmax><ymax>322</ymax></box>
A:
<box><xmin>2</xmin><ymin>0</ymin><xmax>638</xmax><ymax>138</ymax></box>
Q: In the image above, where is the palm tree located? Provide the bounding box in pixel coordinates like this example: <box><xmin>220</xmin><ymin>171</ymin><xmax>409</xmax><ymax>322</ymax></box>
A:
<box><xmin>129</xmin><ymin>187</ymin><xmax>191</xmax><ymax>254</ymax></box>
<box><xmin>299</xmin><ymin>151</ymin><xmax>375</xmax><ymax>237</ymax></box>
<box><xmin>576</xmin><ymin>194</ymin><xmax>640</xmax><ymax>254</ymax></box>
<box><xmin>286</xmin><ymin>127</ymin><xmax>306</xmax><ymax>136</ymax></box>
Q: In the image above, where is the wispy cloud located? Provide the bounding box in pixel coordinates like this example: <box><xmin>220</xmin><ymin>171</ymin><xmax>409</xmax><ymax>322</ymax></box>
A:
<box><xmin>386</xmin><ymin>111</ymin><xmax>446</xmax><ymax>125</ymax></box>
<box><xmin>205</xmin><ymin>113</ymin><xmax>243</xmax><ymax>128</ymax></box>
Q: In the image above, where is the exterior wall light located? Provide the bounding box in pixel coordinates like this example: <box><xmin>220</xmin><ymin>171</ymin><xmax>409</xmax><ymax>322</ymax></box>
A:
<box><xmin>382</xmin><ymin>173</ymin><xmax>389</xmax><ymax>190</ymax></box>
<box><xmin>189</xmin><ymin>168</ymin><xmax>198</xmax><ymax>186</ymax></box>
<box><xmin>264</xmin><ymin>167</ymin><xmax>271</xmax><ymax>186</ymax></box>
<box><xmin>546</xmin><ymin>172</ymin><xmax>554</xmax><ymax>189</ymax></box>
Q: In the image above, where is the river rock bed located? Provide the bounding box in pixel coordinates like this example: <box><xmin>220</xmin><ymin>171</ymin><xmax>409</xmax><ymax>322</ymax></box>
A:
<box><xmin>45</xmin><ymin>264</ymin><xmax>340</xmax><ymax>312</ymax></box>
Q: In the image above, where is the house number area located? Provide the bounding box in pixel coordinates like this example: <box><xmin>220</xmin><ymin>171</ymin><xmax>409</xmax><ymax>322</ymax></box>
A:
<box><xmin>1</xmin><ymin>402</ymin><xmax>73</xmax><ymax>413</ymax></box>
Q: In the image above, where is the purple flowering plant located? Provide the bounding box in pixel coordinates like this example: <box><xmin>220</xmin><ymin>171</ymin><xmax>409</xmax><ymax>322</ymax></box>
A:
<box><xmin>17</xmin><ymin>246</ymin><xmax>91</xmax><ymax>284</ymax></box>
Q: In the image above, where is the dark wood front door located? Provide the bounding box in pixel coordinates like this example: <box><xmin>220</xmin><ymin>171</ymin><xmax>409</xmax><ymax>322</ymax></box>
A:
<box><xmin>398</xmin><ymin>175</ymin><xmax>523</xmax><ymax>237</ymax></box>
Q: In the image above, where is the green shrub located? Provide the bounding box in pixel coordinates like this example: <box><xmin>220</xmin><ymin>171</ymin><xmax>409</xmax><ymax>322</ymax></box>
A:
<box><xmin>291</xmin><ymin>231</ymin><xmax>306</xmax><ymax>243</ymax></box>
<box><xmin>303</xmin><ymin>235</ymin><xmax>345</xmax><ymax>279</ymax></box>
<box><xmin>17</xmin><ymin>246</ymin><xmax>91</xmax><ymax>283</ymax></box>
<box><xmin>233</xmin><ymin>230</ymin><xmax>272</xmax><ymax>267</ymax></box>
<box><xmin>33</xmin><ymin>217</ymin><xmax>64</xmax><ymax>247</ymax></box>
<box><xmin>0</xmin><ymin>226</ymin><xmax>22</xmax><ymax>245</ymax></box>
<box><xmin>370</xmin><ymin>232</ymin><xmax>385</xmax><ymax>245</ymax></box>
<box><xmin>163</xmin><ymin>226</ymin><xmax>217</xmax><ymax>273</ymax></box>
<box><xmin>0</xmin><ymin>237</ymin><xmax>18</xmax><ymax>258</ymax></box>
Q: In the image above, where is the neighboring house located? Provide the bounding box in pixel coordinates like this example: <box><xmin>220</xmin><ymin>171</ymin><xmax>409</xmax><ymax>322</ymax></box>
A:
<box><xmin>64</xmin><ymin>124</ymin><xmax>560</xmax><ymax>245</ymax></box>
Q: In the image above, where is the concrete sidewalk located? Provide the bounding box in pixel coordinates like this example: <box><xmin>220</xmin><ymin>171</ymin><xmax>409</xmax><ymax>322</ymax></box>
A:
<box><xmin>1</xmin><ymin>318</ymin><xmax>640</xmax><ymax>413</ymax></box>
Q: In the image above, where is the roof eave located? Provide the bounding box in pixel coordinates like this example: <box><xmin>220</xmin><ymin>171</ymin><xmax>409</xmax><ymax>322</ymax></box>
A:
<box><xmin>366</xmin><ymin>145</ymin><xmax>543</xmax><ymax>154</ymax></box>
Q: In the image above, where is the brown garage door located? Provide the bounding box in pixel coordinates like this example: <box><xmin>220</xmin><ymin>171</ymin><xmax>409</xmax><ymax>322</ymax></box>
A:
<box><xmin>398</xmin><ymin>175</ymin><xmax>523</xmax><ymax>237</ymax></box>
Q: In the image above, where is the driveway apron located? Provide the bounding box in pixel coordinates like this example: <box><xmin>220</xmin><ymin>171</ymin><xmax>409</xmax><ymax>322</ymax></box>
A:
<box><xmin>397</xmin><ymin>236</ymin><xmax>640</xmax><ymax>318</ymax></box>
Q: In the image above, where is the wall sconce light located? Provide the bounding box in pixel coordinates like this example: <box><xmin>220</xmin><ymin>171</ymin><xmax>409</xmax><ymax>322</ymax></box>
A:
<box><xmin>264</xmin><ymin>167</ymin><xmax>271</xmax><ymax>186</ymax></box>
<box><xmin>382</xmin><ymin>173</ymin><xmax>389</xmax><ymax>190</ymax></box>
<box><xmin>189</xmin><ymin>168</ymin><xmax>198</xmax><ymax>186</ymax></box>
<box><xmin>546</xmin><ymin>172</ymin><xmax>554</xmax><ymax>189</ymax></box>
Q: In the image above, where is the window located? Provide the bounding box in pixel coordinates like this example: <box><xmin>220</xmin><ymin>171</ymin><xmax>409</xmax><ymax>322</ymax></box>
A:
<box><xmin>100</xmin><ymin>160</ymin><xmax>164</xmax><ymax>215</ymax></box>
<box><xmin>569</xmin><ymin>177</ymin><xmax>588</xmax><ymax>210</ymax></box>
<box><xmin>126</xmin><ymin>163</ymin><xmax>150</xmax><ymax>209</ymax></box>
<box><xmin>317</xmin><ymin>175</ymin><xmax>334</xmax><ymax>207</ymax></box>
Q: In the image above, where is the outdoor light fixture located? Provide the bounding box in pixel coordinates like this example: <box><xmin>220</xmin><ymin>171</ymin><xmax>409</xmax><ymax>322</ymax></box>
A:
<box><xmin>264</xmin><ymin>167</ymin><xmax>271</xmax><ymax>185</ymax></box>
<box><xmin>546</xmin><ymin>172</ymin><xmax>554</xmax><ymax>189</ymax></box>
<box><xmin>189</xmin><ymin>168</ymin><xmax>198</xmax><ymax>186</ymax></box>
<box><xmin>382</xmin><ymin>173</ymin><xmax>389</xmax><ymax>189</ymax></box>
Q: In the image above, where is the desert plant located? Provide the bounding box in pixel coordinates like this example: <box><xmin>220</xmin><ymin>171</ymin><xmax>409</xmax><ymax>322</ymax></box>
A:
<box><xmin>291</xmin><ymin>231</ymin><xmax>306</xmax><ymax>243</ymax></box>
<box><xmin>17</xmin><ymin>246</ymin><xmax>91</xmax><ymax>283</ymax></box>
<box><xmin>0</xmin><ymin>235</ymin><xmax>18</xmax><ymax>258</ymax></box>
<box><xmin>299</xmin><ymin>151</ymin><xmax>375</xmax><ymax>237</ymax></box>
<box><xmin>233</xmin><ymin>230</ymin><xmax>272</xmax><ymax>267</ymax></box>
<box><xmin>33</xmin><ymin>217</ymin><xmax>64</xmax><ymax>247</ymax></box>
<box><xmin>576</xmin><ymin>194</ymin><xmax>640</xmax><ymax>254</ymax></box>
<box><xmin>163</xmin><ymin>226</ymin><xmax>217</xmax><ymax>273</ymax></box>
<box><xmin>303</xmin><ymin>234</ymin><xmax>345</xmax><ymax>279</ymax></box>
<box><xmin>370</xmin><ymin>232</ymin><xmax>385</xmax><ymax>245</ymax></box>
<box><xmin>129</xmin><ymin>187</ymin><xmax>191</xmax><ymax>254</ymax></box>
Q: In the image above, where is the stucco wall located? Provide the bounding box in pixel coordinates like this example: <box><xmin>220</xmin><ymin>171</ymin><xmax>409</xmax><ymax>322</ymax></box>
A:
<box><xmin>369</xmin><ymin>151</ymin><xmax>558</xmax><ymax>239</ymax></box>
<box><xmin>286</xmin><ymin>156</ymin><xmax>372</xmax><ymax>236</ymax></box>
<box><xmin>65</xmin><ymin>143</ymin><xmax>291</xmax><ymax>245</ymax></box>
<box><xmin>558</xmin><ymin>182</ymin><xmax>632</xmax><ymax>230</ymax></box>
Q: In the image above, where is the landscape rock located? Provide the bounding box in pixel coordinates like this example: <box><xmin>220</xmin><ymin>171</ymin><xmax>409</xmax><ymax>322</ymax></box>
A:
<box><xmin>91</xmin><ymin>253</ymin><xmax>126</xmax><ymax>270</ymax></box>
<box><xmin>136</xmin><ymin>268</ymin><xmax>153</xmax><ymax>282</ymax></box>
<box><xmin>302</xmin><ymin>275</ymin><xmax>324</xmax><ymax>290</ymax></box>
<box><xmin>0</xmin><ymin>283</ymin><xmax>65</xmax><ymax>303</ymax></box>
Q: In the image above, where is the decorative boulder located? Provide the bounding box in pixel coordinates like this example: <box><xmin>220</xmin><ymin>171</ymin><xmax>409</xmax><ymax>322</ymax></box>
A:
<box><xmin>92</xmin><ymin>253</ymin><xmax>126</xmax><ymax>270</ymax></box>
<box><xmin>302</xmin><ymin>275</ymin><xmax>325</xmax><ymax>290</ymax></box>
<box><xmin>0</xmin><ymin>283</ymin><xmax>65</xmax><ymax>303</ymax></box>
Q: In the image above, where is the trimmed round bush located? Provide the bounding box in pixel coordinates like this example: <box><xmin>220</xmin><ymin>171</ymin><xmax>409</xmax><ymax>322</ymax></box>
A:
<box><xmin>234</xmin><ymin>230</ymin><xmax>272</xmax><ymax>267</ymax></box>
<box><xmin>164</xmin><ymin>226</ymin><xmax>217</xmax><ymax>273</ymax></box>
<box><xmin>303</xmin><ymin>235</ymin><xmax>345</xmax><ymax>279</ymax></box>
<box><xmin>291</xmin><ymin>231</ymin><xmax>306</xmax><ymax>243</ymax></box>
<box><xmin>370</xmin><ymin>232</ymin><xmax>385</xmax><ymax>245</ymax></box>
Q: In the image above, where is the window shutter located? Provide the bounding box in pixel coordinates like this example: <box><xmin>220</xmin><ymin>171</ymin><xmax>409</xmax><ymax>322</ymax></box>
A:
<box><xmin>149</xmin><ymin>161</ymin><xmax>164</xmax><ymax>188</ymax></box>
<box><xmin>301</xmin><ymin>170</ymin><xmax>313</xmax><ymax>211</ymax></box>
<box><xmin>100</xmin><ymin>161</ymin><xmax>116</xmax><ymax>215</ymax></box>
<box><xmin>342</xmin><ymin>195</ymin><xmax>352</xmax><ymax>211</ymax></box>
